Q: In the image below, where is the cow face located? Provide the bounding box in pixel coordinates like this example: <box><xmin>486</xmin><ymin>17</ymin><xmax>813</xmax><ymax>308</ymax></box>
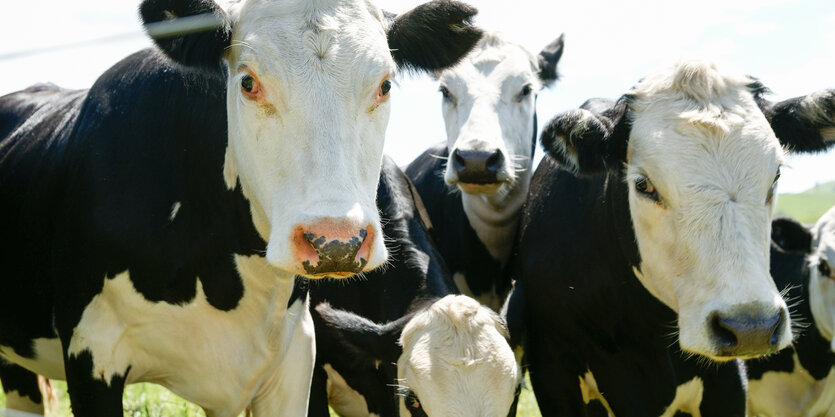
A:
<box><xmin>315</xmin><ymin>296</ymin><xmax>521</xmax><ymax>417</ymax></box>
<box><xmin>439</xmin><ymin>33</ymin><xmax>563</xmax><ymax>196</ymax></box>
<box><xmin>140</xmin><ymin>0</ymin><xmax>482</xmax><ymax>278</ymax></box>
<box><xmin>811</xmin><ymin>206</ymin><xmax>835</xmax><ymax>352</ymax></box>
<box><xmin>541</xmin><ymin>60</ymin><xmax>835</xmax><ymax>360</ymax></box>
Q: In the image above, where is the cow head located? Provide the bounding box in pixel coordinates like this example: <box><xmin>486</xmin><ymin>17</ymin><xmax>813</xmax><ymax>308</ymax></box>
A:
<box><xmin>140</xmin><ymin>0</ymin><xmax>482</xmax><ymax>278</ymax></box>
<box><xmin>315</xmin><ymin>295</ymin><xmax>521</xmax><ymax>417</ymax></box>
<box><xmin>811</xmin><ymin>206</ymin><xmax>835</xmax><ymax>352</ymax></box>
<box><xmin>541</xmin><ymin>60</ymin><xmax>835</xmax><ymax>360</ymax></box>
<box><xmin>439</xmin><ymin>33</ymin><xmax>563</xmax><ymax>197</ymax></box>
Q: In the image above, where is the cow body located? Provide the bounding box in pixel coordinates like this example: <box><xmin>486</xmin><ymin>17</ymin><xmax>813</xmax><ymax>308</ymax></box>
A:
<box><xmin>405</xmin><ymin>33</ymin><xmax>564</xmax><ymax>311</ymax></box>
<box><xmin>507</xmin><ymin>61</ymin><xmax>835</xmax><ymax>416</ymax></box>
<box><xmin>307</xmin><ymin>158</ymin><xmax>521</xmax><ymax>417</ymax></box>
<box><xmin>0</xmin><ymin>0</ymin><xmax>483</xmax><ymax>414</ymax></box>
<box><xmin>747</xmin><ymin>216</ymin><xmax>835</xmax><ymax>417</ymax></box>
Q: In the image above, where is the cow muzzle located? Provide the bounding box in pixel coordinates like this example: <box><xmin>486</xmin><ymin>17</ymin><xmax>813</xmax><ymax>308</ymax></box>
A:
<box><xmin>291</xmin><ymin>219</ymin><xmax>376</xmax><ymax>279</ymax></box>
<box><xmin>447</xmin><ymin>146</ymin><xmax>510</xmax><ymax>194</ymax></box>
<box><xmin>706</xmin><ymin>303</ymin><xmax>788</xmax><ymax>359</ymax></box>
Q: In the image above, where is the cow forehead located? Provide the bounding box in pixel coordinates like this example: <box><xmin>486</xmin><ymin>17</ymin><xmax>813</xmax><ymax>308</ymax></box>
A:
<box><xmin>227</xmin><ymin>0</ymin><xmax>393</xmax><ymax>84</ymax></box>
<box><xmin>440</xmin><ymin>35</ymin><xmax>539</xmax><ymax>92</ymax></box>
<box><xmin>626</xmin><ymin>63</ymin><xmax>784</xmax><ymax>200</ymax></box>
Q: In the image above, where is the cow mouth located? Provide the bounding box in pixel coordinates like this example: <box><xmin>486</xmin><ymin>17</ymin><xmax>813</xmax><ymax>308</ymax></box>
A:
<box><xmin>456</xmin><ymin>181</ymin><xmax>505</xmax><ymax>195</ymax></box>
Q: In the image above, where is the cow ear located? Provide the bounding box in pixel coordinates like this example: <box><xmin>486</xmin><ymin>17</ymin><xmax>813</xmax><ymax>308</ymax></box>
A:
<box><xmin>540</xmin><ymin>97</ymin><xmax>631</xmax><ymax>175</ymax></box>
<box><xmin>537</xmin><ymin>33</ymin><xmax>565</xmax><ymax>88</ymax></box>
<box><xmin>766</xmin><ymin>89</ymin><xmax>835</xmax><ymax>153</ymax></box>
<box><xmin>140</xmin><ymin>0</ymin><xmax>231</xmax><ymax>72</ymax></box>
<box><xmin>771</xmin><ymin>217</ymin><xmax>813</xmax><ymax>254</ymax></box>
<box><xmin>314</xmin><ymin>303</ymin><xmax>410</xmax><ymax>363</ymax></box>
<box><xmin>387</xmin><ymin>0</ymin><xmax>483</xmax><ymax>72</ymax></box>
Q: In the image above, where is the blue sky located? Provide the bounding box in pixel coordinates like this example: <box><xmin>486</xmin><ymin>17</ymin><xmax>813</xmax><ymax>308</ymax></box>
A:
<box><xmin>1</xmin><ymin>0</ymin><xmax>833</xmax><ymax>193</ymax></box>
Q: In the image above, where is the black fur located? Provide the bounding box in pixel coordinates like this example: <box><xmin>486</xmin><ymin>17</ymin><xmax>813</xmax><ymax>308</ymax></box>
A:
<box><xmin>388</xmin><ymin>0</ymin><xmax>483</xmax><ymax>72</ymax></box>
<box><xmin>747</xmin><ymin>219</ymin><xmax>835</xmax><ymax>382</ymax></box>
<box><xmin>507</xmin><ymin>156</ymin><xmax>747</xmax><ymax>416</ymax></box>
<box><xmin>766</xmin><ymin>90</ymin><xmax>835</xmax><ymax>153</ymax></box>
<box><xmin>139</xmin><ymin>0</ymin><xmax>231</xmax><ymax>72</ymax></box>
<box><xmin>537</xmin><ymin>34</ymin><xmax>565</xmax><ymax>87</ymax></box>
<box><xmin>307</xmin><ymin>157</ymin><xmax>458</xmax><ymax>417</ymax></box>
<box><xmin>0</xmin><ymin>362</ymin><xmax>43</xmax><ymax>409</ymax></box>
<box><xmin>540</xmin><ymin>97</ymin><xmax>631</xmax><ymax>176</ymax></box>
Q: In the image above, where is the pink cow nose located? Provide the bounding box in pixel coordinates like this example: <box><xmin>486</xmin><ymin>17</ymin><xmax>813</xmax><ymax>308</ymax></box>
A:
<box><xmin>292</xmin><ymin>220</ymin><xmax>375</xmax><ymax>278</ymax></box>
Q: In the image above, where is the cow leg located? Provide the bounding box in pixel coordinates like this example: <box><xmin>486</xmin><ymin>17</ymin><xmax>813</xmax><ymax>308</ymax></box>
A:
<box><xmin>307</xmin><ymin>365</ymin><xmax>331</xmax><ymax>417</ymax></box>
<box><xmin>697</xmin><ymin>360</ymin><xmax>746</xmax><ymax>417</ymax></box>
<box><xmin>0</xmin><ymin>362</ymin><xmax>45</xmax><ymax>415</ymax></box>
<box><xmin>61</xmin><ymin>349</ymin><xmax>125</xmax><ymax>416</ymax></box>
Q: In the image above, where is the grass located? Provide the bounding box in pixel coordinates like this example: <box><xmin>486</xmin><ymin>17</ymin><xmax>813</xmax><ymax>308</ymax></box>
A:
<box><xmin>775</xmin><ymin>180</ymin><xmax>835</xmax><ymax>224</ymax></box>
<box><xmin>1</xmin><ymin>376</ymin><xmax>542</xmax><ymax>416</ymax></box>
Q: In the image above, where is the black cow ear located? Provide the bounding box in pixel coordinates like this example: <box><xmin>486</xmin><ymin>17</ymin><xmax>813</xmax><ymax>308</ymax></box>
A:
<box><xmin>771</xmin><ymin>217</ymin><xmax>813</xmax><ymax>254</ymax></box>
<box><xmin>387</xmin><ymin>0</ymin><xmax>483</xmax><ymax>72</ymax></box>
<box><xmin>540</xmin><ymin>97</ymin><xmax>631</xmax><ymax>175</ymax></box>
<box><xmin>314</xmin><ymin>303</ymin><xmax>410</xmax><ymax>363</ymax></box>
<box><xmin>537</xmin><ymin>33</ymin><xmax>565</xmax><ymax>88</ymax></box>
<box><xmin>766</xmin><ymin>89</ymin><xmax>835</xmax><ymax>153</ymax></box>
<box><xmin>140</xmin><ymin>0</ymin><xmax>231</xmax><ymax>72</ymax></box>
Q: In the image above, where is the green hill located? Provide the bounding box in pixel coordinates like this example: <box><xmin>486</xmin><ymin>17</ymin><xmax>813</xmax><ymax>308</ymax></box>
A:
<box><xmin>774</xmin><ymin>180</ymin><xmax>835</xmax><ymax>224</ymax></box>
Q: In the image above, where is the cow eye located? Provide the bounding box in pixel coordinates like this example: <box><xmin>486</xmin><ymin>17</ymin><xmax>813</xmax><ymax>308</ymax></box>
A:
<box><xmin>439</xmin><ymin>86</ymin><xmax>454</xmax><ymax>102</ymax></box>
<box><xmin>635</xmin><ymin>177</ymin><xmax>660</xmax><ymax>202</ymax></box>
<box><xmin>404</xmin><ymin>390</ymin><xmax>427</xmax><ymax>415</ymax></box>
<box><xmin>819</xmin><ymin>259</ymin><xmax>832</xmax><ymax>278</ymax></box>
<box><xmin>240</xmin><ymin>73</ymin><xmax>262</xmax><ymax>99</ymax></box>
<box><xmin>380</xmin><ymin>79</ymin><xmax>392</xmax><ymax>97</ymax></box>
<box><xmin>767</xmin><ymin>168</ymin><xmax>781</xmax><ymax>204</ymax></box>
<box><xmin>515</xmin><ymin>84</ymin><xmax>533</xmax><ymax>102</ymax></box>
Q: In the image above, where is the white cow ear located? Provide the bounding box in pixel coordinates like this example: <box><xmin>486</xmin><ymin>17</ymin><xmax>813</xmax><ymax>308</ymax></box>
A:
<box><xmin>537</xmin><ymin>33</ymin><xmax>565</xmax><ymax>88</ymax></box>
<box><xmin>223</xmin><ymin>146</ymin><xmax>237</xmax><ymax>190</ymax></box>
<box><xmin>766</xmin><ymin>88</ymin><xmax>835</xmax><ymax>153</ymax></box>
<box><xmin>540</xmin><ymin>97</ymin><xmax>631</xmax><ymax>175</ymax></box>
<box><xmin>386</xmin><ymin>0</ymin><xmax>483</xmax><ymax>72</ymax></box>
<box><xmin>140</xmin><ymin>0</ymin><xmax>231</xmax><ymax>72</ymax></box>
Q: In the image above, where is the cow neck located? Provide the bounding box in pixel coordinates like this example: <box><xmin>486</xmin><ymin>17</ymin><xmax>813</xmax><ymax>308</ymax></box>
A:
<box><xmin>460</xmin><ymin>169</ymin><xmax>531</xmax><ymax>265</ymax></box>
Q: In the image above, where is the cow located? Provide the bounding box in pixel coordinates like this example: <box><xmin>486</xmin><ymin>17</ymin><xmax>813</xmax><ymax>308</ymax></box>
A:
<box><xmin>506</xmin><ymin>60</ymin><xmax>835</xmax><ymax>416</ymax></box>
<box><xmin>747</xmin><ymin>214</ymin><xmax>835</xmax><ymax>417</ymax></box>
<box><xmin>0</xmin><ymin>0</ymin><xmax>483</xmax><ymax>415</ymax></box>
<box><xmin>405</xmin><ymin>32</ymin><xmax>564</xmax><ymax>311</ymax></box>
<box><xmin>307</xmin><ymin>156</ymin><xmax>522</xmax><ymax>417</ymax></box>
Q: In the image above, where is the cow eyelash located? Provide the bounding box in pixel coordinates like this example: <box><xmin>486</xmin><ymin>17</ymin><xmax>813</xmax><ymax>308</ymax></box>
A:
<box><xmin>635</xmin><ymin>177</ymin><xmax>660</xmax><ymax>203</ymax></box>
<box><xmin>439</xmin><ymin>86</ymin><xmax>454</xmax><ymax>103</ymax></box>
<box><xmin>767</xmin><ymin>168</ymin><xmax>781</xmax><ymax>204</ymax></box>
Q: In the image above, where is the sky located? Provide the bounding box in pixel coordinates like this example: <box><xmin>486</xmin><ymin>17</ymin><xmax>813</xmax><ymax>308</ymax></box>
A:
<box><xmin>0</xmin><ymin>0</ymin><xmax>833</xmax><ymax>193</ymax></box>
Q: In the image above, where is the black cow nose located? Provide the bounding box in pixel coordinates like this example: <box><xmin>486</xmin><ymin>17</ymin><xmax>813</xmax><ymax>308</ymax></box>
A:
<box><xmin>709</xmin><ymin>310</ymin><xmax>784</xmax><ymax>357</ymax></box>
<box><xmin>451</xmin><ymin>148</ymin><xmax>504</xmax><ymax>184</ymax></box>
<box><xmin>301</xmin><ymin>229</ymin><xmax>369</xmax><ymax>275</ymax></box>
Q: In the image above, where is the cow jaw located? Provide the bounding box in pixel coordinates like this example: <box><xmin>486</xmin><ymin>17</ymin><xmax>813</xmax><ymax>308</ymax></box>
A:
<box><xmin>220</xmin><ymin>0</ymin><xmax>392</xmax><ymax>278</ymax></box>
<box><xmin>625</xmin><ymin>61</ymin><xmax>792</xmax><ymax>359</ymax></box>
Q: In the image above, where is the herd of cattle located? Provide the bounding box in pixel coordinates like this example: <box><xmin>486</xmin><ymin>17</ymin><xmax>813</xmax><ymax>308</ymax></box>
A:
<box><xmin>0</xmin><ymin>0</ymin><xmax>833</xmax><ymax>416</ymax></box>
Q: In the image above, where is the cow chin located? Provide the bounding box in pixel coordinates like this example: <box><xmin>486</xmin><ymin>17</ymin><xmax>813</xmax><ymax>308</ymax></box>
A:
<box><xmin>264</xmin><ymin>203</ymin><xmax>387</xmax><ymax>279</ymax></box>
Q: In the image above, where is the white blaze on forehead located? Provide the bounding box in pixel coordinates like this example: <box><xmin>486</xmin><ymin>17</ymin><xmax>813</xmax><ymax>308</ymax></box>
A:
<box><xmin>397</xmin><ymin>295</ymin><xmax>520</xmax><ymax>417</ymax></box>
<box><xmin>811</xmin><ymin>206</ymin><xmax>835</xmax><ymax>345</ymax></box>
<box><xmin>624</xmin><ymin>60</ymin><xmax>790</xmax><ymax>356</ymax></box>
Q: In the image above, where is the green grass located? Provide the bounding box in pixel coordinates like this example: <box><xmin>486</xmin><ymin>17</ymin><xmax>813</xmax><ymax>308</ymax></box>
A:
<box><xmin>775</xmin><ymin>180</ymin><xmax>835</xmax><ymax>224</ymax></box>
<box><xmin>1</xmin><ymin>376</ymin><xmax>542</xmax><ymax>416</ymax></box>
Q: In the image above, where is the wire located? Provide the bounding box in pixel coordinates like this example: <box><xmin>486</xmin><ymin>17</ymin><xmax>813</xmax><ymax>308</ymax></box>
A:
<box><xmin>0</xmin><ymin>13</ymin><xmax>222</xmax><ymax>62</ymax></box>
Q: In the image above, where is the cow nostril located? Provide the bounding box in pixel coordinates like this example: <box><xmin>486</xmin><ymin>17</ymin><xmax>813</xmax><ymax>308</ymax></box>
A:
<box><xmin>769</xmin><ymin>310</ymin><xmax>785</xmax><ymax>346</ymax></box>
<box><xmin>485</xmin><ymin>150</ymin><xmax>503</xmax><ymax>172</ymax></box>
<box><xmin>710</xmin><ymin>313</ymin><xmax>739</xmax><ymax>348</ymax></box>
<box><xmin>452</xmin><ymin>149</ymin><xmax>467</xmax><ymax>172</ymax></box>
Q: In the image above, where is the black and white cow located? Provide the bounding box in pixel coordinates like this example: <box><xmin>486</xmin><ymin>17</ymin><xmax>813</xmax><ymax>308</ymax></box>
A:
<box><xmin>405</xmin><ymin>32</ymin><xmax>564</xmax><ymax>311</ymax></box>
<box><xmin>307</xmin><ymin>156</ymin><xmax>521</xmax><ymax>417</ymax></box>
<box><xmin>747</xmin><ymin>215</ymin><xmax>835</xmax><ymax>417</ymax></box>
<box><xmin>0</xmin><ymin>0</ymin><xmax>483</xmax><ymax>415</ymax></box>
<box><xmin>507</xmin><ymin>61</ymin><xmax>835</xmax><ymax>416</ymax></box>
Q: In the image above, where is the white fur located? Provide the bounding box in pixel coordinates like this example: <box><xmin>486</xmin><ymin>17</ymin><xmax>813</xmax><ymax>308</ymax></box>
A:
<box><xmin>748</xmin><ymin>354</ymin><xmax>830</xmax><ymax>417</ymax></box>
<box><xmin>660</xmin><ymin>377</ymin><xmax>704</xmax><ymax>417</ymax></box>
<box><xmin>0</xmin><ymin>339</ymin><xmax>64</xmax><ymax>380</ymax></box>
<box><xmin>625</xmin><ymin>60</ymin><xmax>791</xmax><ymax>358</ymax></box>
<box><xmin>169</xmin><ymin>201</ymin><xmax>181</xmax><ymax>221</ymax></box>
<box><xmin>811</xmin><ymin>205</ymin><xmax>835</xmax><ymax>346</ymax></box>
<box><xmin>219</xmin><ymin>0</ymin><xmax>393</xmax><ymax>276</ymax></box>
<box><xmin>46</xmin><ymin>254</ymin><xmax>315</xmax><ymax>417</ymax></box>
<box><xmin>397</xmin><ymin>295</ymin><xmax>520</xmax><ymax>417</ymax></box>
<box><xmin>0</xmin><ymin>408</ymin><xmax>44</xmax><ymax>417</ymax></box>
<box><xmin>806</xmin><ymin>367</ymin><xmax>835</xmax><ymax>417</ymax></box>
<box><xmin>323</xmin><ymin>363</ymin><xmax>379</xmax><ymax>417</ymax></box>
<box><xmin>578</xmin><ymin>369</ymin><xmax>613</xmax><ymax>415</ymax></box>
<box><xmin>1</xmin><ymin>391</ymin><xmax>42</xmax><ymax>415</ymax></box>
<box><xmin>438</xmin><ymin>33</ymin><xmax>542</xmax><ymax>266</ymax></box>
